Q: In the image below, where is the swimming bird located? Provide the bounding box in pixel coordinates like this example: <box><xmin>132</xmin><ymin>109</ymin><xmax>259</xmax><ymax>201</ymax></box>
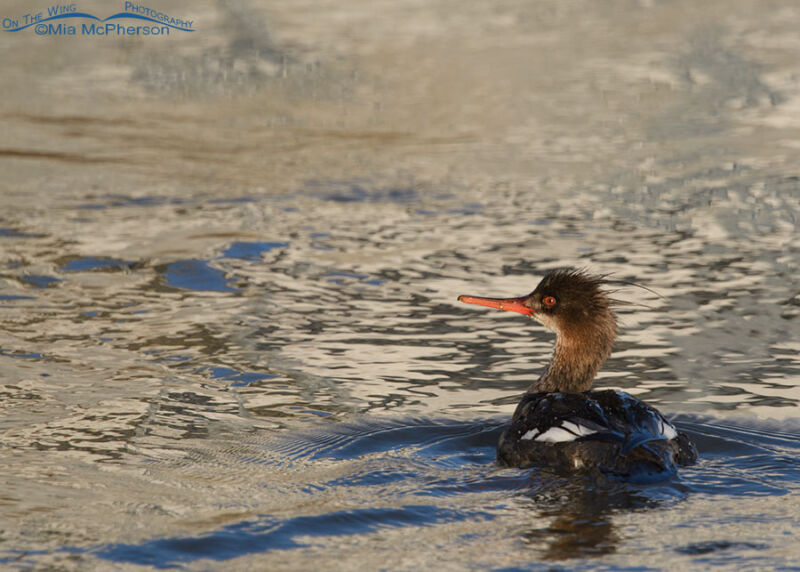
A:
<box><xmin>458</xmin><ymin>268</ymin><xmax>697</xmax><ymax>479</ymax></box>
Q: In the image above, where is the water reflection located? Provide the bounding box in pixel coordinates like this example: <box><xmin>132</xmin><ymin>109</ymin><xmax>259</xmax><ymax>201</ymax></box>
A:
<box><xmin>521</xmin><ymin>482</ymin><xmax>625</xmax><ymax>560</ymax></box>
<box><xmin>19</xmin><ymin>414</ymin><xmax>792</xmax><ymax>569</ymax></box>
<box><xmin>2</xmin><ymin>0</ymin><xmax>800</xmax><ymax>568</ymax></box>
<box><xmin>516</xmin><ymin>461</ymin><xmax>687</xmax><ymax>560</ymax></box>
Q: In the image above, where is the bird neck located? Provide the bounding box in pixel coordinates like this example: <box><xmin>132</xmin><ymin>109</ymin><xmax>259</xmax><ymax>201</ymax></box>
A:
<box><xmin>529</xmin><ymin>327</ymin><xmax>615</xmax><ymax>394</ymax></box>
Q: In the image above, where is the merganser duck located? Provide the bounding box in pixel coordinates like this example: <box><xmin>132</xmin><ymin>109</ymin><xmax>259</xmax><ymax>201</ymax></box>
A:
<box><xmin>458</xmin><ymin>268</ymin><xmax>697</xmax><ymax>478</ymax></box>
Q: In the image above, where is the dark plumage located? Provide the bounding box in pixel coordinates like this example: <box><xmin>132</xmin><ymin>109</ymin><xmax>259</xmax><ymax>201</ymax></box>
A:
<box><xmin>498</xmin><ymin>390</ymin><xmax>697</xmax><ymax>477</ymax></box>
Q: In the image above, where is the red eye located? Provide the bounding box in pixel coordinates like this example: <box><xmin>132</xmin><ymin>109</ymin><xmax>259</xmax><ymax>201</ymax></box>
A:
<box><xmin>543</xmin><ymin>296</ymin><xmax>557</xmax><ymax>307</ymax></box>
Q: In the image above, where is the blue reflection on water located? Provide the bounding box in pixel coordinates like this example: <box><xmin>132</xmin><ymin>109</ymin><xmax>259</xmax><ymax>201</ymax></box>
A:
<box><xmin>164</xmin><ymin>260</ymin><xmax>239</xmax><ymax>292</ymax></box>
<box><xmin>0</xmin><ymin>349</ymin><xmax>45</xmax><ymax>360</ymax></box>
<box><xmin>223</xmin><ymin>241</ymin><xmax>289</xmax><ymax>261</ymax></box>
<box><xmin>20</xmin><ymin>274</ymin><xmax>62</xmax><ymax>288</ymax></box>
<box><xmin>205</xmin><ymin>365</ymin><xmax>276</xmax><ymax>387</ymax></box>
<box><xmin>94</xmin><ymin>506</ymin><xmax>494</xmax><ymax>568</ymax></box>
<box><xmin>60</xmin><ymin>257</ymin><xmax>134</xmax><ymax>272</ymax></box>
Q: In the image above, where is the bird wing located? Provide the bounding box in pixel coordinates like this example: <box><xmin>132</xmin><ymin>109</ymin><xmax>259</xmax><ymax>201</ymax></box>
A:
<box><xmin>512</xmin><ymin>389</ymin><xmax>678</xmax><ymax>448</ymax></box>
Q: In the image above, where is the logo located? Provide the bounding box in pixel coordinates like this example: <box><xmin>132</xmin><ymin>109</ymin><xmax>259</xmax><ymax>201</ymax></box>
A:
<box><xmin>3</xmin><ymin>2</ymin><xmax>194</xmax><ymax>36</ymax></box>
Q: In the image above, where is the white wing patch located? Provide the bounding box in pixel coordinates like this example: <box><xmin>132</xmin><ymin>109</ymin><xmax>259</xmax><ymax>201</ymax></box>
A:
<box><xmin>521</xmin><ymin>428</ymin><xmax>540</xmax><ymax>440</ymax></box>
<box><xmin>659</xmin><ymin>419</ymin><xmax>678</xmax><ymax>440</ymax></box>
<box><xmin>520</xmin><ymin>421</ymin><xmax>598</xmax><ymax>443</ymax></box>
<box><xmin>535</xmin><ymin>427</ymin><xmax>581</xmax><ymax>443</ymax></box>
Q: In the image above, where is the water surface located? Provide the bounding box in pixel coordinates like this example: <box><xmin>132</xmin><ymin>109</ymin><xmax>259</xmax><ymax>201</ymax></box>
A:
<box><xmin>1</xmin><ymin>0</ymin><xmax>800</xmax><ymax>569</ymax></box>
